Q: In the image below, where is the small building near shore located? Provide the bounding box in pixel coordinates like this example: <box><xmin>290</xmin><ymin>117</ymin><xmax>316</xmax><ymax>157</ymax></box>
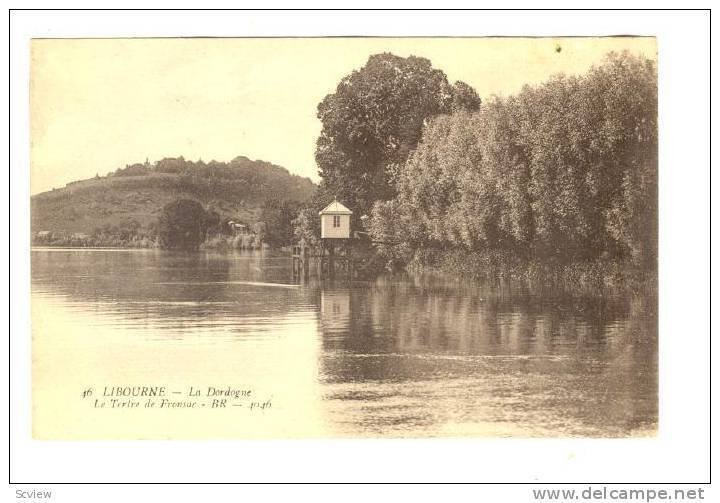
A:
<box><xmin>319</xmin><ymin>200</ymin><xmax>352</xmax><ymax>239</ymax></box>
<box><xmin>227</xmin><ymin>220</ymin><xmax>250</xmax><ymax>234</ymax></box>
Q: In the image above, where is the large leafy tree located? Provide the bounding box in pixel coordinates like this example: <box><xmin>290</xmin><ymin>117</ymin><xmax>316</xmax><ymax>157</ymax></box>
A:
<box><xmin>157</xmin><ymin>199</ymin><xmax>208</xmax><ymax>250</ymax></box>
<box><xmin>260</xmin><ymin>198</ymin><xmax>301</xmax><ymax>247</ymax></box>
<box><xmin>315</xmin><ymin>53</ymin><xmax>480</xmax><ymax>217</ymax></box>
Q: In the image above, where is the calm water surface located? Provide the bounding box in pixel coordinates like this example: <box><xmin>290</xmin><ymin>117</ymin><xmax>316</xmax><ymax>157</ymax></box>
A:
<box><xmin>31</xmin><ymin>248</ymin><xmax>657</xmax><ymax>438</ymax></box>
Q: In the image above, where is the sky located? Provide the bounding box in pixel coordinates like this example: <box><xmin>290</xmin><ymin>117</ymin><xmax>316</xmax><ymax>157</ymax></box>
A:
<box><xmin>30</xmin><ymin>37</ymin><xmax>657</xmax><ymax>195</ymax></box>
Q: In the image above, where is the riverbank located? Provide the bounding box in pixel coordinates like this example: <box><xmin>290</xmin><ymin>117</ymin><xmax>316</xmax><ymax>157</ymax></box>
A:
<box><xmin>30</xmin><ymin>239</ymin><xmax>657</xmax><ymax>296</ymax></box>
<box><xmin>199</xmin><ymin>234</ymin><xmax>264</xmax><ymax>251</ymax></box>
<box><xmin>404</xmin><ymin>248</ymin><xmax>657</xmax><ymax>297</ymax></box>
<box><xmin>33</xmin><ymin>236</ymin><xmax>157</xmax><ymax>248</ymax></box>
<box><xmin>32</xmin><ymin>234</ymin><xmax>266</xmax><ymax>251</ymax></box>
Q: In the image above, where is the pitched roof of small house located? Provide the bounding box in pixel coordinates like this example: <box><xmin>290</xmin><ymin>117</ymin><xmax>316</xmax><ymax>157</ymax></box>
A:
<box><xmin>319</xmin><ymin>200</ymin><xmax>353</xmax><ymax>215</ymax></box>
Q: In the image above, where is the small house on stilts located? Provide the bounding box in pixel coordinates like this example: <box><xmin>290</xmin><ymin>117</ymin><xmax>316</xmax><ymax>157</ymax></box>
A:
<box><xmin>318</xmin><ymin>199</ymin><xmax>353</xmax><ymax>279</ymax></box>
<box><xmin>292</xmin><ymin>199</ymin><xmax>356</xmax><ymax>281</ymax></box>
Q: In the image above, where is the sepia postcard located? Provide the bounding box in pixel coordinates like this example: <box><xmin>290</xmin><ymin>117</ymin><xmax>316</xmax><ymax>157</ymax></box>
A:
<box><xmin>30</xmin><ymin>36</ymin><xmax>659</xmax><ymax>440</ymax></box>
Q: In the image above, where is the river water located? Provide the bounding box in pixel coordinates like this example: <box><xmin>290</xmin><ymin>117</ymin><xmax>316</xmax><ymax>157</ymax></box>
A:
<box><xmin>31</xmin><ymin>248</ymin><xmax>657</xmax><ymax>438</ymax></box>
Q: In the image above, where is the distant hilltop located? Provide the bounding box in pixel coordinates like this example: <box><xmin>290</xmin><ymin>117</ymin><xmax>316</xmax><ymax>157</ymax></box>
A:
<box><xmin>31</xmin><ymin>155</ymin><xmax>316</xmax><ymax>236</ymax></box>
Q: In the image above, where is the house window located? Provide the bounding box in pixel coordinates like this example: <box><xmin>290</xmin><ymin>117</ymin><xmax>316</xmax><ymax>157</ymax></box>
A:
<box><xmin>333</xmin><ymin>215</ymin><xmax>341</xmax><ymax>228</ymax></box>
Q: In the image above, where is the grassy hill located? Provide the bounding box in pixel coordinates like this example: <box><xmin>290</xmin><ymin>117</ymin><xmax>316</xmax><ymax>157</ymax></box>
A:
<box><xmin>31</xmin><ymin>156</ymin><xmax>316</xmax><ymax>238</ymax></box>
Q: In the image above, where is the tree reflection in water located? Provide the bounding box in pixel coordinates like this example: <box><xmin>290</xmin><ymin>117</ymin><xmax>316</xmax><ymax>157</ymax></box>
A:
<box><xmin>316</xmin><ymin>276</ymin><xmax>656</xmax><ymax>437</ymax></box>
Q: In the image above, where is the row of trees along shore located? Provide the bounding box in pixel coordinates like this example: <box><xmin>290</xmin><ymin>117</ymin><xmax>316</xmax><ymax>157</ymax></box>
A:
<box><xmin>297</xmin><ymin>51</ymin><xmax>657</xmax><ymax>291</ymax></box>
<box><xmin>156</xmin><ymin>198</ymin><xmax>299</xmax><ymax>251</ymax></box>
<box><xmin>84</xmin><ymin>198</ymin><xmax>296</xmax><ymax>250</ymax></box>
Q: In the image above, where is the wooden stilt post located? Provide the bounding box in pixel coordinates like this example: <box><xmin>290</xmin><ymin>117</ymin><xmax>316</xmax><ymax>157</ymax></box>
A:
<box><xmin>301</xmin><ymin>241</ymin><xmax>309</xmax><ymax>281</ymax></box>
<box><xmin>348</xmin><ymin>244</ymin><xmax>353</xmax><ymax>281</ymax></box>
<box><xmin>328</xmin><ymin>242</ymin><xmax>335</xmax><ymax>280</ymax></box>
<box><xmin>317</xmin><ymin>242</ymin><xmax>324</xmax><ymax>278</ymax></box>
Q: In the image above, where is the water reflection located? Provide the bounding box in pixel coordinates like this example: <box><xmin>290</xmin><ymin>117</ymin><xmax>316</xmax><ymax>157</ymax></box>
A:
<box><xmin>315</xmin><ymin>278</ymin><xmax>656</xmax><ymax>437</ymax></box>
<box><xmin>31</xmin><ymin>248</ymin><xmax>657</xmax><ymax>438</ymax></box>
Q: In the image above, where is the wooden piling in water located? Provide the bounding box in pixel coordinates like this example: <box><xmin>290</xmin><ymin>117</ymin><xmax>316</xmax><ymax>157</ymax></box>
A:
<box><xmin>292</xmin><ymin>240</ymin><xmax>310</xmax><ymax>281</ymax></box>
<box><xmin>328</xmin><ymin>242</ymin><xmax>335</xmax><ymax>280</ymax></box>
<box><xmin>292</xmin><ymin>239</ymin><xmax>358</xmax><ymax>281</ymax></box>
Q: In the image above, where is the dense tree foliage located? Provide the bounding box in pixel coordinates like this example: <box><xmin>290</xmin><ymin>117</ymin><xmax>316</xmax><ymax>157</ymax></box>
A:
<box><xmin>260</xmin><ymin>198</ymin><xmax>302</xmax><ymax>247</ymax></box>
<box><xmin>108</xmin><ymin>155</ymin><xmax>315</xmax><ymax>203</ymax></box>
<box><xmin>157</xmin><ymin>199</ymin><xmax>209</xmax><ymax>250</ymax></box>
<box><xmin>370</xmin><ymin>52</ymin><xmax>657</xmax><ymax>272</ymax></box>
<box><xmin>314</xmin><ymin>53</ymin><xmax>481</xmax><ymax>218</ymax></box>
<box><xmin>292</xmin><ymin>206</ymin><xmax>321</xmax><ymax>247</ymax></box>
<box><xmin>114</xmin><ymin>162</ymin><xmax>151</xmax><ymax>177</ymax></box>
